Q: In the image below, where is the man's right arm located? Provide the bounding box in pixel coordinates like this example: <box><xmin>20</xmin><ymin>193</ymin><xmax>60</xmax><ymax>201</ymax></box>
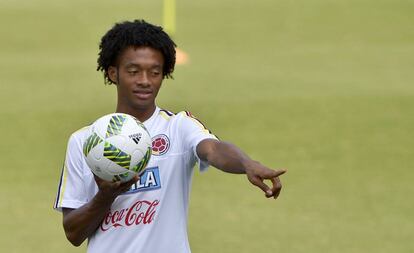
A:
<box><xmin>62</xmin><ymin>176</ymin><xmax>138</xmax><ymax>246</ymax></box>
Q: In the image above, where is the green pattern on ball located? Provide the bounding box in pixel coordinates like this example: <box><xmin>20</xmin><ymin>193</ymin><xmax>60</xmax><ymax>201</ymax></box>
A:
<box><xmin>134</xmin><ymin>118</ymin><xmax>148</xmax><ymax>132</ymax></box>
<box><xmin>83</xmin><ymin>132</ymin><xmax>103</xmax><ymax>157</ymax></box>
<box><xmin>131</xmin><ymin>146</ymin><xmax>152</xmax><ymax>173</ymax></box>
<box><xmin>103</xmin><ymin>141</ymin><xmax>131</xmax><ymax>169</ymax></box>
<box><xmin>106</xmin><ymin>115</ymin><xmax>127</xmax><ymax>138</ymax></box>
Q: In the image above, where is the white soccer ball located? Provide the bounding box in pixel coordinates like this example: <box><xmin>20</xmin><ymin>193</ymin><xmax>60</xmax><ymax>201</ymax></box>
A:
<box><xmin>83</xmin><ymin>113</ymin><xmax>152</xmax><ymax>182</ymax></box>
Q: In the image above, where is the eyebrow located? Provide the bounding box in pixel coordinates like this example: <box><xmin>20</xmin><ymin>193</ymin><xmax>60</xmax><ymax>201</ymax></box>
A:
<box><xmin>125</xmin><ymin>63</ymin><xmax>162</xmax><ymax>69</ymax></box>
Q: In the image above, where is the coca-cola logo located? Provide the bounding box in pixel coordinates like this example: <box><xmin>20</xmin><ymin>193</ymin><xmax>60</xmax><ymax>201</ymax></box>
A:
<box><xmin>100</xmin><ymin>199</ymin><xmax>159</xmax><ymax>232</ymax></box>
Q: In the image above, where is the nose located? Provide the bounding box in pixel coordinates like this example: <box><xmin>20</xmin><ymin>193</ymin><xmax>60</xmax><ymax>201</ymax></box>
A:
<box><xmin>136</xmin><ymin>72</ymin><xmax>150</xmax><ymax>87</ymax></box>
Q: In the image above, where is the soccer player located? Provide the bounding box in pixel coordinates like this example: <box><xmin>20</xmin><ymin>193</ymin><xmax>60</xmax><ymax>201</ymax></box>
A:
<box><xmin>54</xmin><ymin>20</ymin><xmax>286</xmax><ymax>253</ymax></box>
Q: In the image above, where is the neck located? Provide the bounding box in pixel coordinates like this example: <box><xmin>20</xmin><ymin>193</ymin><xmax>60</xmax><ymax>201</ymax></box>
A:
<box><xmin>116</xmin><ymin>105</ymin><xmax>156</xmax><ymax>122</ymax></box>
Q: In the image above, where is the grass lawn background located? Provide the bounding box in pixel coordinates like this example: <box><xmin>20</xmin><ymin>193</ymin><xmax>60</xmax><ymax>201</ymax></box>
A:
<box><xmin>0</xmin><ymin>0</ymin><xmax>413</xmax><ymax>252</ymax></box>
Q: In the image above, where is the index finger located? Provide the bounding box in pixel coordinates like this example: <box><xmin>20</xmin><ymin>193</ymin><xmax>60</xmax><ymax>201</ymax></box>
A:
<box><xmin>262</xmin><ymin>169</ymin><xmax>287</xmax><ymax>179</ymax></box>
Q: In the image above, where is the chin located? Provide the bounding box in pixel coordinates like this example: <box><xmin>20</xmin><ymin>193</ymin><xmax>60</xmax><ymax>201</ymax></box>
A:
<box><xmin>132</xmin><ymin>102</ymin><xmax>155</xmax><ymax>111</ymax></box>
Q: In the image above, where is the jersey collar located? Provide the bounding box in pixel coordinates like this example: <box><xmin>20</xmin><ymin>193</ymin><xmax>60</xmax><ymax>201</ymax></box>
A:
<box><xmin>143</xmin><ymin>106</ymin><xmax>160</xmax><ymax>130</ymax></box>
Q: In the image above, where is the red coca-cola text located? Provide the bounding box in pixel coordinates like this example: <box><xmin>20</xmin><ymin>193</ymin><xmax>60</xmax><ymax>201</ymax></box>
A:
<box><xmin>100</xmin><ymin>199</ymin><xmax>159</xmax><ymax>232</ymax></box>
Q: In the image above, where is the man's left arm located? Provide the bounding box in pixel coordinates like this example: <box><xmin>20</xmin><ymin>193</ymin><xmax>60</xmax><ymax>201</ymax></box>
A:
<box><xmin>196</xmin><ymin>138</ymin><xmax>286</xmax><ymax>199</ymax></box>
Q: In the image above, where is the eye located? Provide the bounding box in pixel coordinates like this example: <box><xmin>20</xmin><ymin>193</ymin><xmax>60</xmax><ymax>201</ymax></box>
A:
<box><xmin>128</xmin><ymin>70</ymin><xmax>138</xmax><ymax>75</ymax></box>
<box><xmin>151</xmin><ymin>70</ymin><xmax>161</xmax><ymax>76</ymax></box>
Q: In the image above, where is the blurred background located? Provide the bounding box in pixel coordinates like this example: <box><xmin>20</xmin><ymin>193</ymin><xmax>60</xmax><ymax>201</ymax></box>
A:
<box><xmin>0</xmin><ymin>0</ymin><xmax>413</xmax><ymax>252</ymax></box>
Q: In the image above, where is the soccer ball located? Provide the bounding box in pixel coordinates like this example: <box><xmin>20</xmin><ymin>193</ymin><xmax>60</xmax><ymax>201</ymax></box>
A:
<box><xmin>83</xmin><ymin>113</ymin><xmax>152</xmax><ymax>182</ymax></box>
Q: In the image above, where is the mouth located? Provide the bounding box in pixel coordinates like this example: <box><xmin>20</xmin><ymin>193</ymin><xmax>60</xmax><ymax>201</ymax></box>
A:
<box><xmin>133</xmin><ymin>89</ymin><xmax>153</xmax><ymax>100</ymax></box>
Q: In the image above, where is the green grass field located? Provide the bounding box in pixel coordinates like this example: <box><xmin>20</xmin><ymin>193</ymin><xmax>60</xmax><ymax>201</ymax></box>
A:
<box><xmin>1</xmin><ymin>0</ymin><xmax>413</xmax><ymax>252</ymax></box>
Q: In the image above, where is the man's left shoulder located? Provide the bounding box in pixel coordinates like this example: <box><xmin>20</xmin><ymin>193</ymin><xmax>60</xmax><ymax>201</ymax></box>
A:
<box><xmin>158</xmin><ymin>109</ymin><xmax>199</xmax><ymax>121</ymax></box>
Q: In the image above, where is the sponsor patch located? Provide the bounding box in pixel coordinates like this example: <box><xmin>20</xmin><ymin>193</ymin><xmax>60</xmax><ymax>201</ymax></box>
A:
<box><xmin>100</xmin><ymin>199</ymin><xmax>159</xmax><ymax>231</ymax></box>
<box><xmin>123</xmin><ymin>167</ymin><xmax>161</xmax><ymax>194</ymax></box>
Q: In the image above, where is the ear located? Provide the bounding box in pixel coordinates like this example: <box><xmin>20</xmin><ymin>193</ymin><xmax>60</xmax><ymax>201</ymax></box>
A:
<box><xmin>108</xmin><ymin>66</ymin><xmax>118</xmax><ymax>84</ymax></box>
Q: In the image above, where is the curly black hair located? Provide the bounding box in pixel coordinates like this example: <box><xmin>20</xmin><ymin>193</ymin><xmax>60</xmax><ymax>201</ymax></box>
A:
<box><xmin>97</xmin><ymin>20</ymin><xmax>176</xmax><ymax>84</ymax></box>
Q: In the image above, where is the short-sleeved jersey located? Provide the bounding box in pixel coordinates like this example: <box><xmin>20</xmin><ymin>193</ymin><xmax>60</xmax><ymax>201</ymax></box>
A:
<box><xmin>54</xmin><ymin>107</ymin><xmax>217</xmax><ymax>253</ymax></box>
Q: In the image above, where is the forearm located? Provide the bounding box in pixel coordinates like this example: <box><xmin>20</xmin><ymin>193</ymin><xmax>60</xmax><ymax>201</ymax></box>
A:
<box><xmin>199</xmin><ymin>140</ymin><xmax>253</xmax><ymax>174</ymax></box>
<box><xmin>62</xmin><ymin>192</ymin><xmax>115</xmax><ymax>246</ymax></box>
<box><xmin>197</xmin><ymin>139</ymin><xmax>286</xmax><ymax>198</ymax></box>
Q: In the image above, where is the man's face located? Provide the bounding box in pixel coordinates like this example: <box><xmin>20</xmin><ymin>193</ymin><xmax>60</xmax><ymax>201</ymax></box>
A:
<box><xmin>110</xmin><ymin>46</ymin><xmax>164</xmax><ymax>114</ymax></box>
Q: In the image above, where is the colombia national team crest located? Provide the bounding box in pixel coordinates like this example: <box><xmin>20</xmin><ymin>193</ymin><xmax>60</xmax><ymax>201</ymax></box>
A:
<box><xmin>152</xmin><ymin>134</ymin><xmax>170</xmax><ymax>156</ymax></box>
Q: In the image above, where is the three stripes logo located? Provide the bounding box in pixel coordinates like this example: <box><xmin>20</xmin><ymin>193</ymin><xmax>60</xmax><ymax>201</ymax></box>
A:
<box><xmin>129</xmin><ymin>133</ymin><xmax>142</xmax><ymax>144</ymax></box>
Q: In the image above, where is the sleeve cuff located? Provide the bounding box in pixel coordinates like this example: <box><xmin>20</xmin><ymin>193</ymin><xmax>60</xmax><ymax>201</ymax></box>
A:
<box><xmin>193</xmin><ymin>136</ymin><xmax>218</xmax><ymax>172</ymax></box>
<box><xmin>54</xmin><ymin>200</ymin><xmax>87</xmax><ymax>212</ymax></box>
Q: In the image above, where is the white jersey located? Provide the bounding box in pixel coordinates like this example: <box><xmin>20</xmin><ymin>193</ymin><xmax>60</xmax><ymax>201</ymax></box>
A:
<box><xmin>54</xmin><ymin>107</ymin><xmax>217</xmax><ymax>253</ymax></box>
